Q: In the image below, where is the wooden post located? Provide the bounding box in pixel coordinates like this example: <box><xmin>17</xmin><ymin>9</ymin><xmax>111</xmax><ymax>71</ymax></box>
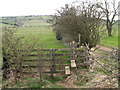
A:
<box><xmin>52</xmin><ymin>51</ymin><xmax>56</xmax><ymax>73</ymax></box>
<box><xmin>38</xmin><ymin>51</ymin><xmax>43</xmax><ymax>82</ymax></box>
<box><xmin>74</xmin><ymin>49</ymin><xmax>79</xmax><ymax>81</ymax></box>
<box><xmin>78</xmin><ymin>34</ymin><xmax>81</xmax><ymax>47</ymax></box>
<box><xmin>50</xmin><ymin>50</ymin><xmax>54</xmax><ymax>78</ymax></box>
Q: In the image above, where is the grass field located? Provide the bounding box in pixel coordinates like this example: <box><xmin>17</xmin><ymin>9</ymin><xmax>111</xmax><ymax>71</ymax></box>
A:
<box><xmin>0</xmin><ymin>16</ymin><xmax>66</xmax><ymax>49</ymax></box>
<box><xmin>16</xmin><ymin>22</ymin><xmax>66</xmax><ymax>49</ymax></box>
<box><xmin>100</xmin><ymin>25</ymin><xmax>118</xmax><ymax>48</ymax></box>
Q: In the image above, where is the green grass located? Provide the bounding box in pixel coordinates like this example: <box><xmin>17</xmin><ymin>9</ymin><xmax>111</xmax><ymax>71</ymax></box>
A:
<box><xmin>44</xmin><ymin>76</ymin><xmax>66</xmax><ymax>84</ymax></box>
<box><xmin>0</xmin><ymin>23</ymin><xmax>14</xmax><ymax>27</ymax></box>
<box><xmin>13</xmin><ymin>76</ymin><xmax>66</xmax><ymax>88</ymax></box>
<box><xmin>100</xmin><ymin>26</ymin><xmax>118</xmax><ymax>48</ymax></box>
<box><xmin>14</xmin><ymin>77</ymin><xmax>46</xmax><ymax>88</ymax></box>
<box><xmin>101</xmin><ymin>35</ymin><xmax>118</xmax><ymax>47</ymax></box>
<box><xmin>23</xmin><ymin>20</ymin><xmax>49</xmax><ymax>26</ymax></box>
<box><xmin>74</xmin><ymin>82</ymin><xmax>85</xmax><ymax>86</ymax></box>
<box><xmin>50</xmin><ymin>85</ymin><xmax>66</xmax><ymax>88</ymax></box>
<box><xmin>2</xmin><ymin>19</ymin><xmax>15</xmax><ymax>25</ymax></box>
<box><xmin>16</xmin><ymin>25</ymin><xmax>66</xmax><ymax>49</ymax></box>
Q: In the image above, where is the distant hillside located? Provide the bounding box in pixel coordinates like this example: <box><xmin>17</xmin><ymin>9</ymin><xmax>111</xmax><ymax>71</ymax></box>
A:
<box><xmin>1</xmin><ymin>15</ymin><xmax>52</xmax><ymax>27</ymax></box>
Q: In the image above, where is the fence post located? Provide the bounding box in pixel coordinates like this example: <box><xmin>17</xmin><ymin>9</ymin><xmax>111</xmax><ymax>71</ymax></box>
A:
<box><xmin>74</xmin><ymin>49</ymin><xmax>79</xmax><ymax>81</ymax></box>
<box><xmin>50</xmin><ymin>50</ymin><xmax>54</xmax><ymax>78</ymax></box>
<box><xmin>38</xmin><ymin>51</ymin><xmax>43</xmax><ymax>82</ymax></box>
<box><xmin>78</xmin><ymin>34</ymin><xmax>81</xmax><ymax>47</ymax></box>
<box><xmin>52</xmin><ymin>51</ymin><xmax>56</xmax><ymax>73</ymax></box>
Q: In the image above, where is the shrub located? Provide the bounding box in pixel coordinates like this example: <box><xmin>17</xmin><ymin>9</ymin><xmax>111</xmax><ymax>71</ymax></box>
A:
<box><xmin>2</xmin><ymin>27</ymin><xmax>36</xmax><ymax>84</ymax></box>
<box><xmin>53</xmin><ymin>3</ymin><xmax>103</xmax><ymax>49</ymax></box>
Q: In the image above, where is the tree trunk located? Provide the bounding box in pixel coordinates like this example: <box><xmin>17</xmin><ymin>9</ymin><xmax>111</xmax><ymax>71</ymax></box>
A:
<box><xmin>107</xmin><ymin>24</ymin><xmax>112</xmax><ymax>37</ymax></box>
<box><xmin>108</xmin><ymin>28</ymin><xmax>112</xmax><ymax>37</ymax></box>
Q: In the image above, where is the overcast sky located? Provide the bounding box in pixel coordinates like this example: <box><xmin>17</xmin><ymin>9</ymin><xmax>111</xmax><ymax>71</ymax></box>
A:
<box><xmin>0</xmin><ymin>0</ymin><xmax>119</xmax><ymax>17</ymax></box>
<box><xmin>0</xmin><ymin>0</ymin><xmax>76</xmax><ymax>17</ymax></box>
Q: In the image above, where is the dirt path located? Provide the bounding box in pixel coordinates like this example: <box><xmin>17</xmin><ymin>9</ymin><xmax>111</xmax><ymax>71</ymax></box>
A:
<box><xmin>95</xmin><ymin>45</ymin><xmax>114</xmax><ymax>52</ymax></box>
<box><xmin>55</xmin><ymin>74</ymin><xmax>82</xmax><ymax>88</ymax></box>
<box><xmin>90</xmin><ymin>45</ymin><xmax>115</xmax><ymax>57</ymax></box>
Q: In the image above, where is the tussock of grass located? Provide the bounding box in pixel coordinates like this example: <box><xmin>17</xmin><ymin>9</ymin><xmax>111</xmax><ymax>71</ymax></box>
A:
<box><xmin>14</xmin><ymin>77</ymin><xmax>52</xmax><ymax>88</ymax></box>
<box><xmin>14</xmin><ymin>77</ymin><xmax>42</xmax><ymax>88</ymax></box>
<box><xmin>44</xmin><ymin>76</ymin><xmax>66</xmax><ymax>84</ymax></box>
<box><xmin>50</xmin><ymin>85</ymin><xmax>66</xmax><ymax>88</ymax></box>
<box><xmin>74</xmin><ymin>82</ymin><xmax>85</xmax><ymax>86</ymax></box>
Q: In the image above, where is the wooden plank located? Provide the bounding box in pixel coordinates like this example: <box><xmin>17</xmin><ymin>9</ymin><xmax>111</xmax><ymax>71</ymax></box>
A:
<box><xmin>26</xmin><ymin>53</ymin><xmax>85</xmax><ymax>57</ymax></box>
<box><xmin>43</xmin><ymin>70</ymin><xmax>64</xmax><ymax>73</ymax></box>
<box><xmin>22</xmin><ymin>63</ymin><xmax>72</xmax><ymax>68</ymax></box>
<box><xmin>22</xmin><ymin>70</ymin><xmax>65</xmax><ymax>74</ymax></box>
<box><xmin>22</xmin><ymin>66</ymin><xmax>38</xmax><ymax>68</ymax></box>
<box><xmin>22</xmin><ymin>72</ymin><xmax>38</xmax><ymax>74</ymax></box>
<box><xmin>23</xmin><ymin>59</ymin><xmax>39</xmax><ymax>62</ymax></box>
<box><xmin>79</xmin><ymin>63</ymin><xmax>90</xmax><ymax>66</ymax></box>
<box><xmin>20</xmin><ymin>48</ymin><xmax>85</xmax><ymax>52</ymax></box>
<box><xmin>23</xmin><ymin>57</ymin><xmax>86</xmax><ymax>63</ymax></box>
<box><xmin>27</xmin><ymin>54</ymin><xmax>38</xmax><ymax>56</ymax></box>
<box><xmin>22</xmin><ymin>62</ymin><xmax>88</xmax><ymax>69</ymax></box>
<box><xmin>23</xmin><ymin>58</ymin><xmax>50</xmax><ymax>61</ymax></box>
<box><xmin>28</xmin><ymin>54</ymin><xmax>51</xmax><ymax>56</ymax></box>
<box><xmin>22</xmin><ymin>63</ymin><xmax>77</xmax><ymax>68</ymax></box>
<box><xmin>22</xmin><ymin>65</ymin><xmax>50</xmax><ymax>68</ymax></box>
<box><xmin>54</xmin><ymin>53</ymin><xmax>85</xmax><ymax>56</ymax></box>
<box><xmin>54</xmin><ymin>57</ymin><xmax>82</xmax><ymax>61</ymax></box>
<box><xmin>32</xmin><ymin>48</ymin><xmax>85</xmax><ymax>51</ymax></box>
<box><xmin>50</xmin><ymin>50</ymin><xmax>54</xmax><ymax>78</ymax></box>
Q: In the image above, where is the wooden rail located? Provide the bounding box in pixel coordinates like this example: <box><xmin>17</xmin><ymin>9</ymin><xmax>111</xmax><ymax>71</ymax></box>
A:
<box><xmin>21</xmin><ymin>48</ymin><xmax>89</xmax><ymax>79</ymax></box>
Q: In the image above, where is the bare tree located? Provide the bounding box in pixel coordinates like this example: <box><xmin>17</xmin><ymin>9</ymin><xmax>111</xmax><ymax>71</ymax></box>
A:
<box><xmin>53</xmin><ymin>2</ymin><xmax>103</xmax><ymax>49</ymax></box>
<box><xmin>97</xmin><ymin>0</ymin><xmax>119</xmax><ymax>36</ymax></box>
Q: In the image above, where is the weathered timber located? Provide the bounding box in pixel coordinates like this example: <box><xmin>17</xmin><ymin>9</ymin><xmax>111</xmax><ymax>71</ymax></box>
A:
<box><xmin>22</xmin><ymin>63</ymin><xmax>89</xmax><ymax>69</ymax></box>
<box><xmin>20</xmin><ymin>48</ymin><xmax>85</xmax><ymax>52</ymax></box>
<box><xmin>38</xmin><ymin>51</ymin><xmax>44</xmax><ymax>82</ymax></box>
<box><xmin>23</xmin><ymin>70</ymin><xmax>65</xmax><ymax>74</ymax></box>
<box><xmin>26</xmin><ymin>53</ymin><xmax>85</xmax><ymax>57</ymax></box>
<box><xmin>22</xmin><ymin>57</ymin><xmax>85</xmax><ymax>63</ymax></box>
<box><xmin>20</xmin><ymin>48</ymin><xmax>89</xmax><ymax>77</ymax></box>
